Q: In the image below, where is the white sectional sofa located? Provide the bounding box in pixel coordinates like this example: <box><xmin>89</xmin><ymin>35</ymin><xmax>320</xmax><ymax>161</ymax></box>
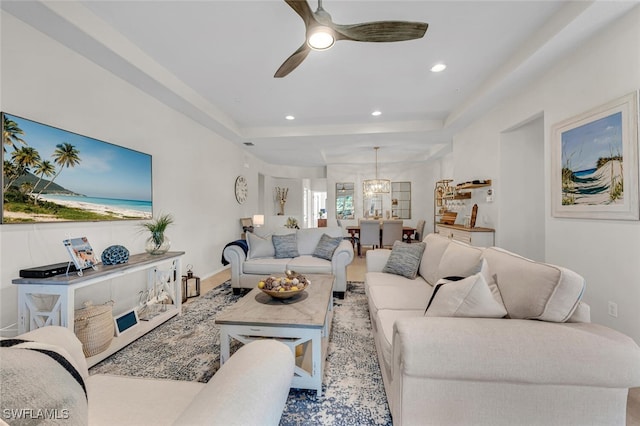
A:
<box><xmin>223</xmin><ymin>226</ymin><xmax>354</xmax><ymax>298</ymax></box>
<box><xmin>365</xmin><ymin>233</ymin><xmax>640</xmax><ymax>425</ymax></box>
<box><xmin>0</xmin><ymin>326</ymin><xmax>294</xmax><ymax>426</ymax></box>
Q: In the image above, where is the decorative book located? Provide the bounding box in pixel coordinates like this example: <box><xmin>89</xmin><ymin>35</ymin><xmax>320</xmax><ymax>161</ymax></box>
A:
<box><xmin>63</xmin><ymin>237</ymin><xmax>98</xmax><ymax>271</ymax></box>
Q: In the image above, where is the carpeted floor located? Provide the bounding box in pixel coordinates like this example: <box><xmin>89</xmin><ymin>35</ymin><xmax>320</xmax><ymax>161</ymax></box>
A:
<box><xmin>90</xmin><ymin>281</ymin><xmax>392</xmax><ymax>425</ymax></box>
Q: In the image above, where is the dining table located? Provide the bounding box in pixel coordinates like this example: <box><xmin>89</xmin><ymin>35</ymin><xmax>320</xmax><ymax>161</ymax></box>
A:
<box><xmin>345</xmin><ymin>225</ymin><xmax>416</xmax><ymax>256</ymax></box>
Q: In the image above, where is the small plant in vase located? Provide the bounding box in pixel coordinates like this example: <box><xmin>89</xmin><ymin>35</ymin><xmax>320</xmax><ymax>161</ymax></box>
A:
<box><xmin>141</xmin><ymin>213</ymin><xmax>174</xmax><ymax>255</ymax></box>
<box><xmin>285</xmin><ymin>217</ymin><xmax>299</xmax><ymax>229</ymax></box>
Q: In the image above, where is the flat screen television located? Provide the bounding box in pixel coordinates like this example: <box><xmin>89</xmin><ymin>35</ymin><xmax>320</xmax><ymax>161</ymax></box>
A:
<box><xmin>2</xmin><ymin>112</ymin><xmax>153</xmax><ymax>224</ymax></box>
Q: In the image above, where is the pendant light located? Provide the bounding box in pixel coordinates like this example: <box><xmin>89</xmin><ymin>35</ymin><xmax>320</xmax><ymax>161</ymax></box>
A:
<box><xmin>363</xmin><ymin>147</ymin><xmax>390</xmax><ymax>195</ymax></box>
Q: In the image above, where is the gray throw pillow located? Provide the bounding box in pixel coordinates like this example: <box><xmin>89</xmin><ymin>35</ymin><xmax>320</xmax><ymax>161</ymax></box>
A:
<box><xmin>272</xmin><ymin>233</ymin><xmax>299</xmax><ymax>259</ymax></box>
<box><xmin>246</xmin><ymin>232</ymin><xmax>275</xmax><ymax>259</ymax></box>
<box><xmin>312</xmin><ymin>234</ymin><xmax>343</xmax><ymax>261</ymax></box>
<box><xmin>382</xmin><ymin>241</ymin><xmax>426</xmax><ymax>279</ymax></box>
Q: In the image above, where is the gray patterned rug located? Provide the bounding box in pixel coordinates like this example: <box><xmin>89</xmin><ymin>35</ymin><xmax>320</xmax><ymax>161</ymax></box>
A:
<box><xmin>90</xmin><ymin>281</ymin><xmax>392</xmax><ymax>425</ymax></box>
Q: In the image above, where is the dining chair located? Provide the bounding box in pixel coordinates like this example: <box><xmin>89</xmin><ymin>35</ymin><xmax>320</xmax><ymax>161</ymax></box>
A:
<box><xmin>381</xmin><ymin>219</ymin><xmax>403</xmax><ymax>248</ymax></box>
<box><xmin>412</xmin><ymin>219</ymin><xmax>426</xmax><ymax>243</ymax></box>
<box><xmin>359</xmin><ymin>219</ymin><xmax>381</xmax><ymax>254</ymax></box>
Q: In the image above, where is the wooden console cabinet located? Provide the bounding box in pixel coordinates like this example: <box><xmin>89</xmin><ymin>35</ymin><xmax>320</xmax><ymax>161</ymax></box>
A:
<box><xmin>12</xmin><ymin>251</ymin><xmax>184</xmax><ymax>366</ymax></box>
<box><xmin>436</xmin><ymin>224</ymin><xmax>495</xmax><ymax>247</ymax></box>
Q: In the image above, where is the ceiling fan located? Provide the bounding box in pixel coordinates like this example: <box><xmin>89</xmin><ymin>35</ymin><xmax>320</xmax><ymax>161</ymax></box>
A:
<box><xmin>275</xmin><ymin>0</ymin><xmax>428</xmax><ymax>78</ymax></box>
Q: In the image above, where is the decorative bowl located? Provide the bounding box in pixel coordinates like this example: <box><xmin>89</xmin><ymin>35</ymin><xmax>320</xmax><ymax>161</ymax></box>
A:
<box><xmin>258</xmin><ymin>274</ymin><xmax>309</xmax><ymax>299</ymax></box>
<box><xmin>101</xmin><ymin>245</ymin><xmax>130</xmax><ymax>265</ymax></box>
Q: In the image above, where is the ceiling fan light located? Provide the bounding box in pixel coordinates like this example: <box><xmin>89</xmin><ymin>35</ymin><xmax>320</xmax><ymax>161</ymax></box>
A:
<box><xmin>308</xmin><ymin>27</ymin><xmax>335</xmax><ymax>50</ymax></box>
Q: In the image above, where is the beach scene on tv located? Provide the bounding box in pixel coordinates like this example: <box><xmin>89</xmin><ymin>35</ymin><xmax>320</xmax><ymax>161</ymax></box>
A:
<box><xmin>2</xmin><ymin>113</ymin><xmax>152</xmax><ymax>223</ymax></box>
<box><xmin>561</xmin><ymin>111</ymin><xmax>624</xmax><ymax>206</ymax></box>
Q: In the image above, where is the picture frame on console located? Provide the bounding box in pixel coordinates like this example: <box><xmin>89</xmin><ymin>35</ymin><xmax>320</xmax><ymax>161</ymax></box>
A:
<box><xmin>1</xmin><ymin>112</ymin><xmax>153</xmax><ymax>224</ymax></box>
<box><xmin>551</xmin><ymin>91</ymin><xmax>639</xmax><ymax>220</ymax></box>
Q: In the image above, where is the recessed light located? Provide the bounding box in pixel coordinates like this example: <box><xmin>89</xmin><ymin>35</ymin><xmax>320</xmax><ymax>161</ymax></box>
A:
<box><xmin>285</xmin><ymin>115</ymin><xmax>295</xmax><ymax>120</ymax></box>
<box><xmin>431</xmin><ymin>63</ymin><xmax>447</xmax><ymax>72</ymax></box>
<box><xmin>371</xmin><ymin>110</ymin><xmax>382</xmax><ymax>116</ymax></box>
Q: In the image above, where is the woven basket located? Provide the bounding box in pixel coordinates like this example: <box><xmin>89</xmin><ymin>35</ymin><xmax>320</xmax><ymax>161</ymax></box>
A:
<box><xmin>74</xmin><ymin>301</ymin><xmax>114</xmax><ymax>357</ymax></box>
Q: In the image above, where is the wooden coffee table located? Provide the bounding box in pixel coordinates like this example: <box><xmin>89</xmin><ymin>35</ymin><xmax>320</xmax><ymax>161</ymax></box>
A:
<box><xmin>215</xmin><ymin>274</ymin><xmax>334</xmax><ymax>396</ymax></box>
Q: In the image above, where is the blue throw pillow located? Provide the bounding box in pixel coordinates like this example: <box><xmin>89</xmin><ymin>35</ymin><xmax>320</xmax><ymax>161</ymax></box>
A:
<box><xmin>272</xmin><ymin>233</ymin><xmax>299</xmax><ymax>259</ymax></box>
<box><xmin>312</xmin><ymin>234</ymin><xmax>343</xmax><ymax>261</ymax></box>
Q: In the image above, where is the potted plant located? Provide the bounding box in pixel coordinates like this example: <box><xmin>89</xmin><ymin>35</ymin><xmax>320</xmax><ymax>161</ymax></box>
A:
<box><xmin>141</xmin><ymin>213</ymin><xmax>174</xmax><ymax>255</ymax></box>
<box><xmin>285</xmin><ymin>217</ymin><xmax>299</xmax><ymax>229</ymax></box>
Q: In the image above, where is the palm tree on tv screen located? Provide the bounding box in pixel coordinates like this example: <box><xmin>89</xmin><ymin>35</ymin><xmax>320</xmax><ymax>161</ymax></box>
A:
<box><xmin>2</xmin><ymin>160</ymin><xmax>19</xmax><ymax>192</ymax></box>
<box><xmin>2</xmin><ymin>116</ymin><xmax>26</xmax><ymax>153</ymax></box>
<box><xmin>3</xmin><ymin>146</ymin><xmax>41</xmax><ymax>191</ymax></box>
<box><xmin>38</xmin><ymin>142</ymin><xmax>81</xmax><ymax>195</ymax></box>
<box><xmin>32</xmin><ymin>159</ymin><xmax>56</xmax><ymax>203</ymax></box>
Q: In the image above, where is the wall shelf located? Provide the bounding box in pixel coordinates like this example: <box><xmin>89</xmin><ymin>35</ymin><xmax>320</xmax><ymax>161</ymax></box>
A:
<box><xmin>455</xmin><ymin>180</ymin><xmax>492</xmax><ymax>190</ymax></box>
<box><xmin>434</xmin><ymin>178</ymin><xmax>492</xmax><ymax>232</ymax></box>
<box><xmin>442</xmin><ymin>192</ymin><xmax>472</xmax><ymax>200</ymax></box>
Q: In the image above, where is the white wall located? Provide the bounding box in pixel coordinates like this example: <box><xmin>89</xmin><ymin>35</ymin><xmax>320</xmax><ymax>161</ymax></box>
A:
<box><xmin>450</xmin><ymin>7</ymin><xmax>640</xmax><ymax>342</ymax></box>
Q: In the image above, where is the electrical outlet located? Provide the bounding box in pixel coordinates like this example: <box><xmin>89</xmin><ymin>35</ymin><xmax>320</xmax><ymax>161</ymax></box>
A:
<box><xmin>608</xmin><ymin>301</ymin><xmax>618</xmax><ymax>318</ymax></box>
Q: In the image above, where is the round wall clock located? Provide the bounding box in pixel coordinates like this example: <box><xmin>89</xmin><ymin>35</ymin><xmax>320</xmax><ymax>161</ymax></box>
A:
<box><xmin>234</xmin><ymin>175</ymin><xmax>248</xmax><ymax>204</ymax></box>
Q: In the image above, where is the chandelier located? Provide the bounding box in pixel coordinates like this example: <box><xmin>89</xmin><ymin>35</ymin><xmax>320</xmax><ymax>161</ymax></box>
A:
<box><xmin>363</xmin><ymin>147</ymin><xmax>390</xmax><ymax>195</ymax></box>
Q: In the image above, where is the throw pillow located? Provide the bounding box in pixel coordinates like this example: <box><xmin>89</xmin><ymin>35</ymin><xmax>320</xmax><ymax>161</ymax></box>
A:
<box><xmin>382</xmin><ymin>241</ymin><xmax>426</xmax><ymax>280</ymax></box>
<box><xmin>482</xmin><ymin>247</ymin><xmax>585</xmax><ymax>322</ymax></box>
<box><xmin>313</xmin><ymin>233</ymin><xmax>343</xmax><ymax>261</ymax></box>
<box><xmin>479</xmin><ymin>258</ymin><xmax>506</xmax><ymax>308</ymax></box>
<box><xmin>272</xmin><ymin>233</ymin><xmax>299</xmax><ymax>259</ymax></box>
<box><xmin>246</xmin><ymin>233</ymin><xmax>275</xmax><ymax>259</ymax></box>
<box><xmin>437</xmin><ymin>241</ymin><xmax>483</xmax><ymax>281</ymax></box>
<box><xmin>424</xmin><ymin>273</ymin><xmax>507</xmax><ymax>318</ymax></box>
<box><xmin>0</xmin><ymin>339</ymin><xmax>88</xmax><ymax>425</ymax></box>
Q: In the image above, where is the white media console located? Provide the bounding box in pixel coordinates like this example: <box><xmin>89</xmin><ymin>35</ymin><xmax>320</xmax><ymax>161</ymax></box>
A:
<box><xmin>12</xmin><ymin>251</ymin><xmax>184</xmax><ymax>366</ymax></box>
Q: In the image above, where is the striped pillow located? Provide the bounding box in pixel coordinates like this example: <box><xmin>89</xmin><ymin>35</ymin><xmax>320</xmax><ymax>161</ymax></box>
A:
<box><xmin>382</xmin><ymin>241</ymin><xmax>426</xmax><ymax>279</ymax></box>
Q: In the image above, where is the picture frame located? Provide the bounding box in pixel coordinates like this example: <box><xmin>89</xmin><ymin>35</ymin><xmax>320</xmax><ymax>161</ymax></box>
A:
<box><xmin>63</xmin><ymin>236</ymin><xmax>98</xmax><ymax>275</ymax></box>
<box><xmin>551</xmin><ymin>91</ymin><xmax>639</xmax><ymax>220</ymax></box>
<box><xmin>113</xmin><ymin>308</ymin><xmax>139</xmax><ymax>336</ymax></box>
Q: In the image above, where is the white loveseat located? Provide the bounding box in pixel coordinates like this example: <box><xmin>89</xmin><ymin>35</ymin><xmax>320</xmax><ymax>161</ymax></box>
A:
<box><xmin>365</xmin><ymin>233</ymin><xmax>640</xmax><ymax>425</ymax></box>
<box><xmin>0</xmin><ymin>326</ymin><xmax>294</xmax><ymax>426</ymax></box>
<box><xmin>223</xmin><ymin>226</ymin><xmax>354</xmax><ymax>298</ymax></box>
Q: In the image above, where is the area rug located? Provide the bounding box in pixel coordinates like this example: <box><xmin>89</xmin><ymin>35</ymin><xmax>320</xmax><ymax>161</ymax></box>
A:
<box><xmin>90</xmin><ymin>281</ymin><xmax>392</xmax><ymax>425</ymax></box>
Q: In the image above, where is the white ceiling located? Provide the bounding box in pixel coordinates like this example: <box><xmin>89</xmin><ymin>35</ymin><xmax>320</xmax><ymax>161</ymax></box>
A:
<box><xmin>2</xmin><ymin>1</ymin><xmax>638</xmax><ymax>167</ymax></box>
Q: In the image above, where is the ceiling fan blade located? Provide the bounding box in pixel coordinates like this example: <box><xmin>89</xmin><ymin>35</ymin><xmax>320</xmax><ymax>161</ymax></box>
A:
<box><xmin>285</xmin><ymin>0</ymin><xmax>315</xmax><ymax>27</ymax></box>
<box><xmin>274</xmin><ymin>43</ymin><xmax>311</xmax><ymax>78</ymax></box>
<box><xmin>334</xmin><ymin>21</ymin><xmax>428</xmax><ymax>42</ymax></box>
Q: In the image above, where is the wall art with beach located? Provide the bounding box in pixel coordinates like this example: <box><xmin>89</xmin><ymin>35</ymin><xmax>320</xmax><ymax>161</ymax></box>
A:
<box><xmin>2</xmin><ymin>112</ymin><xmax>152</xmax><ymax>224</ymax></box>
<box><xmin>551</xmin><ymin>92</ymin><xmax>639</xmax><ymax>220</ymax></box>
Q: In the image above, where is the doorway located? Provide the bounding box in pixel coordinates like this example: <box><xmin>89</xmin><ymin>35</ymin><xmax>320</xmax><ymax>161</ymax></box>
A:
<box><xmin>499</xmin><ymin>114</ymin><xmax>545</xmax><ymax>261</ymax></box>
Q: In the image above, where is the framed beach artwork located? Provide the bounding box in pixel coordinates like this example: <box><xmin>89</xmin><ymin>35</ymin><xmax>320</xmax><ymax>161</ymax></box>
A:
<box><xmin>1</xmin><ymin>112</ymin><xmax>153</xmax><ymax>224</ymax></box>
<box><xmin>551</xmin><ymin>91</ymin><xmax>639</xmax><ymax>220</ymax></box>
